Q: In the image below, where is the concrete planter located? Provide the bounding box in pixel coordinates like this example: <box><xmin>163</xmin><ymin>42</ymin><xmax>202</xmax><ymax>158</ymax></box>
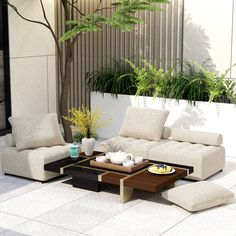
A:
<box><xmin>91</xmin><ymin>92</ymin><xmax>236</xmax><ymax>156</ymax></box>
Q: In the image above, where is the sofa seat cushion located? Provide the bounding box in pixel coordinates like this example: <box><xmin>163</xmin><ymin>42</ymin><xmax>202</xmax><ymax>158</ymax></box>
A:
<box><xmin>0</xmin><ymin>144</ymin><xmax>70</xmax><ymax>181</ymax></box>
<box><xmin>101</xmin><ymin>136</ymin><xmax>169</xmax><ymax>158</ymax></box>
<box><xmin>119</xmin><ymin>107</ymin><xmax>169</xmax><ymax>141</ymax></box>
<box><xmin>162</xmin><ymin>181</ymin><xmax>234</xmax><ymax>212</ymax></box>
<box><xmin>148</xmin><ymin>140</ymin><xmax>225</xmax><ymax>180</ymax></box>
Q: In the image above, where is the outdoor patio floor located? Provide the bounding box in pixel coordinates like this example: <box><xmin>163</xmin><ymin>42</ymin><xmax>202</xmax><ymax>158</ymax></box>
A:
<box><xmin>0</xmin><ymin>139</ymin><xmax>236</xmax><ymax>236</ymax></box>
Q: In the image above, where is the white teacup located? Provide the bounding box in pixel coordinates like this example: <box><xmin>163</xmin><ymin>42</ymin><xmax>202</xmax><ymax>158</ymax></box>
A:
<box><xmin>123</xmin><ymin>160</ymin><xmax>134</xmax><ymax>167</ymax></box>
<box><xmin>96</xmin><ymin>156</ymin><xmax>109</xmax><ymax>163</ymax></box>
<box><xmin>134</xmin><ymin>156</ymin><xmax>144</xmax><ymax>164</ymax></box>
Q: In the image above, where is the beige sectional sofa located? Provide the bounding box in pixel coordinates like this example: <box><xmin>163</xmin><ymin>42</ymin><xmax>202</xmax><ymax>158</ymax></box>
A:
<box><xmin>0</xmin><ymin>109</ymin><xmax>225</xmax><ymax>182</ymax></box>
<box><xmin>101</xmin><ymin>107</ymin><xmax>225</xmax><ymax>181</ymax></box>
<box><xmin>0</xmin><ymin>113</ymin><xmax>70</xmax><ymax>182</ymax></box>
<box><xmin>0</xmin><ymin>135</ymin><xmax>70</xmax><ymax>181</ymax></box>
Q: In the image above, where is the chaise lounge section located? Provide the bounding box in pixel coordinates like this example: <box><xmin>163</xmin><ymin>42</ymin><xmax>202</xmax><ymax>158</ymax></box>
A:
<box><xmin>100</xmin><ymin>107</ymin><xmax>225</xmax><ymax>181</ymax></box>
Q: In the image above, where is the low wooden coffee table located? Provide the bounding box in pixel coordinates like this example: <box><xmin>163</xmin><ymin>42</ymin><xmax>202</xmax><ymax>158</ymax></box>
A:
<box><xmin>44</xmin><ymin>152</ymin><xmax>193</xmax><ymax>203</ymax></box>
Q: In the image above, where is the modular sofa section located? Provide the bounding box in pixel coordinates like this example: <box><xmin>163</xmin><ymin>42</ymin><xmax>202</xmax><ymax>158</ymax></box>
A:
<box><xmin>148</xmin><ymin>141</ymin><xmax>225</xmax><ymax>180</ymax></box>
<box><xmin>0</xmin><ymin>145</ymin><xmax>70</xmax><ymax>181</ymax></box>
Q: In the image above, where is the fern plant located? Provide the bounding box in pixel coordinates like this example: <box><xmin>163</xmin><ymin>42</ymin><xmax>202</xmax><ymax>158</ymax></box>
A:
<box><xmin>87</xmin><ymin>58</ymin><xmax>236</xmax><ymax>104</ymax></box>
<box><xmin>86</xmin><ymin>64</ymin><xmax>137</xmax><ymax>97</ymax></box>
<box><xmin>197</xmin><ymin>62</ymin><xmax>236</xmax><ymax>103</ymax></box>
<box><xmin>124</xmin><ymin>59</ymin><xmax>153</xmax><ymax>96</ymax></box>
<box><xmin>170</xmin><ymin>61</ymin><xmax>209</xmax><ymax>104</ymax></box>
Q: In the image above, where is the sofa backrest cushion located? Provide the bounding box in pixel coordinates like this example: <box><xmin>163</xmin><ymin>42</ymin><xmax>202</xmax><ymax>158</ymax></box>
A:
<box><xmin>119</xmin><ymin>107</ymin><xmax>169</xmax><ymax>141</ymax></box>
<box><xmin>162</xmin><ymin>127</ymin><xmax>171</xmax><ymax>139</ymax></box>
<box><xmin>172</xmin><ymin>128</ymin><xmax>223</xmax><ymax>146</ymax></box>
<box><xmin>9</xmin><ymin>113</ymin><xmax>65</xmax><ymax>151</ymax></box>
<box><xmin>5</xmin><ymin>133</ymin><xmax>16</xmax><ymax>147</ymax></box>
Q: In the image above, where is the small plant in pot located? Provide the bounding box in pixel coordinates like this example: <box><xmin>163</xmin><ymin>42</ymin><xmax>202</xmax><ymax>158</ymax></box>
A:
<box><xmin>63</xmin><ymin>106</ymin><xmax>109</xmax><ymax>156</ymax></box>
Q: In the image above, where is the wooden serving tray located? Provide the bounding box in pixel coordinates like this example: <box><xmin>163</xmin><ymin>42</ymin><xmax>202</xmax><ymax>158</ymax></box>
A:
<box><xmin>90</xmin><ymin>159</ymin><xmax>150</xmax><ymax>173</ymax></box>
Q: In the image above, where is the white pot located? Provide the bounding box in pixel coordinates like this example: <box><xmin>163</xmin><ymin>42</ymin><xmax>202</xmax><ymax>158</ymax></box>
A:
<box><xmin>82</xmin><ymin>138</ymin><xmax>95</xmax><ymax>156</ymax></box>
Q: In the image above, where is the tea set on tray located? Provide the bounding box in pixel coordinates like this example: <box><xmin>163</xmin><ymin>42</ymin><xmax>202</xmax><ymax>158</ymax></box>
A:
<box><xmin>96</xmin><ymin>151</ymin><xmax>175</xmax><ymax>174</ymax></box>
<box><xmin>96</xmin><ymin>150</ymin><xmax>143</xmax><ymax>167</ymax></box>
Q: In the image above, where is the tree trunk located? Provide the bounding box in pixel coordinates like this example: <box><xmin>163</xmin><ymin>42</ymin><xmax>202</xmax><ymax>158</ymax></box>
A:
<box><xmin>59</xmin><ymin>42</ymin><xmax>73</xmax><ymax>142</ymax></box>
<box><xmin>60</xmin><ymin>82</ymin><xmax>73</xmax><ymax>142</ymax></box>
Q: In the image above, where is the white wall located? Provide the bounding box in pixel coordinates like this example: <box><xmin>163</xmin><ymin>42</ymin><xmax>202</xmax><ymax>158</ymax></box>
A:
<box><xmin>8</xmin><ymin>0</ymin><xmax>57</xmax><ymax>116</ymax></box>
<box><xmin>184</xmin><ymin>0</ymin><xmax>235</xmax><ymax>77</ymax></box>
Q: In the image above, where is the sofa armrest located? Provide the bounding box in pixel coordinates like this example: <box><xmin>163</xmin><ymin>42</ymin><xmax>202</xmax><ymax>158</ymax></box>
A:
<box><xmin>172</xmin><ymin>128</ymin><xmax>223</xmax><ymax>146</ymax></box>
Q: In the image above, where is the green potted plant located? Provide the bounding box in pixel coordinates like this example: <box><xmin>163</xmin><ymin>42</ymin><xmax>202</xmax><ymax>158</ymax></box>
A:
<box><xmin>63</xmin><ymin>106</ymin><xmax>109</xmax><ymax>156</ymax></box>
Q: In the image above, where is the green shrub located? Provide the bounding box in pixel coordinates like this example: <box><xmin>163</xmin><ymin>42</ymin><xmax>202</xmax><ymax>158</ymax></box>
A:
<box><xmin>86</xmin><ymin>63</ymin><xmax>136</xmax><ymax>97</ymax></box>
<box><xmin>87</xmin><ymin>59</ymin><xmax>236</xmax><ymax>104</ymax></box>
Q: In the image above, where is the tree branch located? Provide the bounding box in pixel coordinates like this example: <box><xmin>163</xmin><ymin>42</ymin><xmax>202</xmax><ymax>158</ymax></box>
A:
<box><xmin>94</xmin><ymin>0</ymin><xmax>103</xmax><ymax>12</ymax></box>
<box><xmin>39</xmin><ymin>0</ymin><xmax>63</xmax><ymax>83</ymax></box>
<box><xmin>72</xmin><ymin>32</ymin><xmax>81</xmax><ymax>46</ymax></box>
<box><xmin>96</xmin><ymin>6</ymin><xmax>116</xmax><ymax>12</ymax></box>
<box><xmin>3</xmin><ymin>0</ymin><xmax>49</xmax><ymax>29</ymax></box>
<box><xmin>64</xmin><ymin>0</ymin><xmax>85</xmax><ymax>16</ymax></box>
<box><xmin>39</xmin><ymin>0</ymin><xmax>60</xmax><ymax>53</ymax></box>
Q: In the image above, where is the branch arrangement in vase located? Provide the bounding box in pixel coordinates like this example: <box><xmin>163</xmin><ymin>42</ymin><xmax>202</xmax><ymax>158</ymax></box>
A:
<box><xmin>63</xmin><ymin>106</ymin><xmax>110</xmax><ymax>156</ymax></box>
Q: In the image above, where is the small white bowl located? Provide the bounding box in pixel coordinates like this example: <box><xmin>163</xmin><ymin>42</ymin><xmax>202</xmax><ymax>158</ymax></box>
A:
<box><xmin>134</xmin><ymin>156</ymin><xmax>144</xmax><ymax>165</ymax></box>
<box><xmin>96</xmin><ymin>156</ymin><xmax>108</xmax><ymax>163</ymax></box>
<box><xmin>123</xmin><ymin>160</ymin><xmax>134</xmax><ymax>167</ymax></box>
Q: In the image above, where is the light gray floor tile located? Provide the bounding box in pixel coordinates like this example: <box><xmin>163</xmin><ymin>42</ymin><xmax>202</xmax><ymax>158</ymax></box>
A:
<box><xmin>1</xmin><ymin>176</ymin><xmax>33</xmax><ymax>185</ymax></box>
<box><xmin>0</xmin><ymin>212</ymin><xmax>28</xmax><ymax>233</ymax></box>
<box><xmin>0</xmin><ymin>182</ymin><xmax>90</xmax><ymax>218</ymax></box>
<box><xmin>0</xmin><ymin>181</ymin><xmax>44</xmax><ymax>203</ymax></box>
<box><xmin>0</xmin><ymin>180</ymin><xmax>24</xmax><ymax>195</ymax></box>
<box><xmin>0</xmin><ymin>173</ymin><xmax>6</xmax><ymax>180</ymax></box>
<box><xmin>161</xmin><ymin>207</ymin><xmax>236</xmax><ymax>236</ymax></box>
<box><xmin>86</xmin><ymin>194</ymin><xmax>190</xmax><ymax>236</ymax></box>
<box><xmin>224</xmin><ymin>185</ymin><xmax>236</xmax><ymax>212</ymax></box>
<box><xmin>209</xmin><ymin>169</ymin><xmax>236</xmax><ymax>189</ymax></box>
<box><xmin>0</xmin><ymin>221</ymin><xmax>80</xmax><ymax>236</ymax></box>
<box><xmin>36</xmin><ymin>190</ymin><xmax>142</xmax><ymax>233</ymax></box>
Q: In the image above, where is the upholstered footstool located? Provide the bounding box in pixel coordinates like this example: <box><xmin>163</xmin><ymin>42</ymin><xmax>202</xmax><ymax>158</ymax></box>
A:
<box><xmin>162</xmin><ymin>181</ymin><xmax>234</xmax><ymax>212</ymax></box>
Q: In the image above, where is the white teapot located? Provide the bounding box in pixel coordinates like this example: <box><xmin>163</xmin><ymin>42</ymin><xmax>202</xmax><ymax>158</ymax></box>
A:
<box><xmin>106</xmin><ymin>151</ymin><xmax>134</xmax><ymax>165</ymax></box>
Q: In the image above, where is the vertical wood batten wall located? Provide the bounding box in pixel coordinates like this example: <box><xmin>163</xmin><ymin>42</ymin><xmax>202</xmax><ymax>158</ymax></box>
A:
<box><xmin>56</xmin><ymin>0</ymin><xmax>184</xmax><ymax>109</ymax></box>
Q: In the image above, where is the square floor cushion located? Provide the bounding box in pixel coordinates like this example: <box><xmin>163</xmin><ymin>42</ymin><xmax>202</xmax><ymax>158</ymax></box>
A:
<box><xmin>162</xmin><ymin>181</ymin><xmax>234</xmax><ymax>212</ymax></box>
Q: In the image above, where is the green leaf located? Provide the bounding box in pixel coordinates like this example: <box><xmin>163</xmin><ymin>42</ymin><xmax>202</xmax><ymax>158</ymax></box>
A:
<box><xmin>61</xmin><ymin>0</ymin><xmax>170</xmax><ymax>41</ymax></box>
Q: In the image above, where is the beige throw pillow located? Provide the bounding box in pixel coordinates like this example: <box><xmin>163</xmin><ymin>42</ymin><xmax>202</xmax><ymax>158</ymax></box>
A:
<box><xmin>9</xmin><ymin>113</ymin><xmax>65</xmax><ymax>151</ymax></box>
<box><xmin>119</xmin><ymin>107</ymin><xmax>169</xmax><ymax>141</ymax></box>
<box><xmin>162</xmin><ymin>181</ymin><xmax>234</xmax><ymax>212</ymax></box>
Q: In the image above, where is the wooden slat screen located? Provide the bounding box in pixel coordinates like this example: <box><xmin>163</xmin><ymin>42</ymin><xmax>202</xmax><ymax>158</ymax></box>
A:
<box><xmin>56</xmin><ymin>0</ymin><xmax>184</xmax><ymax>109</ymax></box>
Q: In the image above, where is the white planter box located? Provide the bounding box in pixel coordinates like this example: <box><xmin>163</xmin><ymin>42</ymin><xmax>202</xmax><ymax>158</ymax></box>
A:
<box><xmin>91</xmin><ymin>92</ymin><xmax>236</xmax><ymax>156</ymax></box>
